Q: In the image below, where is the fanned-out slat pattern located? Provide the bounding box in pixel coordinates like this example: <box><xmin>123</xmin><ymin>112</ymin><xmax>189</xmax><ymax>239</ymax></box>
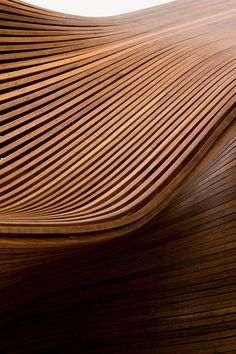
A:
<box><xmin>0</xmin><ymin>0</ymin><xmax>236</xmax><ymax>353</ymax></box>
<box><xmin>1</xmin><ymin>0</ymin><xmax>235</xmax><ymax>236</ymax></box>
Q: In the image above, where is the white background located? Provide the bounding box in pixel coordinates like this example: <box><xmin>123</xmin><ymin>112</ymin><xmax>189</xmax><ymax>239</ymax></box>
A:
<box><xmin>24</xmin><ymin>0</ymin><xmax>174</xmax><ymax>17</ymax></box>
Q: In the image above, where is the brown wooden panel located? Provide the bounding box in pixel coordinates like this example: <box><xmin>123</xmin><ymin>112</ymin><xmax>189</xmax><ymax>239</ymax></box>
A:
<box><xmin>0</xmin><ymin>0</ymin><xmax>235</xmax><ymax>352</ymax></box>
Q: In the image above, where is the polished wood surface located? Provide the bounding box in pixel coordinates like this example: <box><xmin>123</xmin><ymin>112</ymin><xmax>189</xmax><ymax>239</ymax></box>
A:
<box><xmin>0</xmin><ymin>0</ymin><xmax>236</xmax><ymax>352</ymax></box>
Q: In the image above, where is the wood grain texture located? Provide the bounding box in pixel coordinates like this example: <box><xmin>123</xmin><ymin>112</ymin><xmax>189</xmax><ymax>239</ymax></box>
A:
<box><xmin>0</xmin><ymin>0</ymin><xmax>236</xmax><ymax>353</ymax></box>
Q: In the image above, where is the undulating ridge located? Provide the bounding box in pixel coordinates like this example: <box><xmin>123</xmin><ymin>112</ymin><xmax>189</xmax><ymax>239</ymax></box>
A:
<box><xmin>0</xmin><ymin>0</ymin><xmax>236</xmax><ymax>352</ymax></box>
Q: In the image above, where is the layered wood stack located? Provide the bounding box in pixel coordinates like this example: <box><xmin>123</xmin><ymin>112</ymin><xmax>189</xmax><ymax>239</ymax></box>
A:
<box><xmin>0</xmin><ymin>0</ymin><xmax>236</xmax><ymax>353</ymax></box>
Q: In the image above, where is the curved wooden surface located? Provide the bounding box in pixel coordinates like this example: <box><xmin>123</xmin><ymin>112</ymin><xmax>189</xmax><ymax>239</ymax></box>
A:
<box><xmin>0</xmin><ymin>0</ymin><xmax>236</xmax><ymax>353</ymax></box>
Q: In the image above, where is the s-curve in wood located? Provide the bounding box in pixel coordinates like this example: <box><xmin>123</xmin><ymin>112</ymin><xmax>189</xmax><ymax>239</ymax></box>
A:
<box><xmin>1</xmin><ymin>0</ymin><xmax>235</xmax><ymax>236</ymax></box>
<box><xmin>0</xmin><ymin>0</ymin><xmax>236</xmax><ymax>353</ymax></box>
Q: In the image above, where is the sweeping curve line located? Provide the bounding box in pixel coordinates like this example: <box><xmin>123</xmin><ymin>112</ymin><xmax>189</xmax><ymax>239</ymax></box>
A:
<box><xmin>0</xmin><ymin>0</ymin><xmax>236</xmax><ymax>237</ymax></box>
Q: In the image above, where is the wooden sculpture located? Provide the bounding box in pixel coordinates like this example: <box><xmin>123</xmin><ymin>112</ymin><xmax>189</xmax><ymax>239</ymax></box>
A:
<box><xmin>0</xmin><ymin>0</ymin><xmax>236</xmax><ymax>352</ymax></box>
